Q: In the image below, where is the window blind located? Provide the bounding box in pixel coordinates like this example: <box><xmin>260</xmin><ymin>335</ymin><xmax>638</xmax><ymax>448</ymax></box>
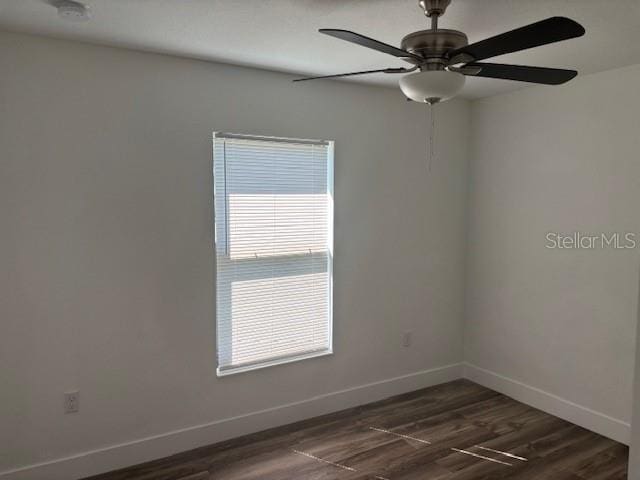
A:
<box><xmin>213</xmin><ymin>133</ymin><xmax>333</xmax><ymax>375</ymax></box>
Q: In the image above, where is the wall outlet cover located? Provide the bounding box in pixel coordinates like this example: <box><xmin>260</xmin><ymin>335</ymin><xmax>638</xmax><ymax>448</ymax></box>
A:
<box><xmin>64</xmin><ymin>391</ymin><xmax>79</xmax><ymax>414</ymax></box>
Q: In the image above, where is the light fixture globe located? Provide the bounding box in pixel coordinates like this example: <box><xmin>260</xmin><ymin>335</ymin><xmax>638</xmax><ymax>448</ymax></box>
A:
<box><xmin>399</xmin><ymin>70</ymin><xmax>465</xmax><ymax>103</ymax></box>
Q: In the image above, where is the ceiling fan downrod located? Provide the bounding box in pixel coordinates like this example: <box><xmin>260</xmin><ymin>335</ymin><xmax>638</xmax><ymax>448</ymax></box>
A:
<box><xmin>418</xmin><ymin>0</ymin><xmax>451</xmax><ymax>30</ymax></box>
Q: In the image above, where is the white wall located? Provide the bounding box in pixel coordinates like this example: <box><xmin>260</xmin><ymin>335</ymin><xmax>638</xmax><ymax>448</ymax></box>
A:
<box><xmin>465</xmin><ymin>64</ymin><xmax>640</xmax><ymax>443</ymax></box>
<box><xmin>0</xmin><ymin>31</ymin><xmax>469</xmax><ymax>478</ymax></box>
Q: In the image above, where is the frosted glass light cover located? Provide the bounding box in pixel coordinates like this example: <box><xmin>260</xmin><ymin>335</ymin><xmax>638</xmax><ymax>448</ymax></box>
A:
<box><xmin>399</xmin><ymin>70</ymin><xmax>466</xmax><ymax>103</ymax></box>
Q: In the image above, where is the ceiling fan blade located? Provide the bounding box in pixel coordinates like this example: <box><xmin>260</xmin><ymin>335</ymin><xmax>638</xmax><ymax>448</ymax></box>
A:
<box><xmin>293</xmin><ymin>67</ymin><xmax>408</xmax><ymax>82</ymax></box>
<box><xmin>464</xmin><ymin>62</ymin><xmax>578</xmax><ymax>85</ymax></box>
<box><xmin>319</xmin><ymin>29</ymin><xmax>422</xmax><ymax>61</ymax></box>
<box><xmin>448</xmin><ymin>17</ymin><xmax>585</xmax><ymax>62</ymax></box>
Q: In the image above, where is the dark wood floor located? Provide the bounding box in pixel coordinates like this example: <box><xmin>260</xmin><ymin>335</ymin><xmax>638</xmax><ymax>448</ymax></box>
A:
<box><xmin>85</xmin><ymin>380</ymin><xmax>628</xmax><ymax>480</ymax></box>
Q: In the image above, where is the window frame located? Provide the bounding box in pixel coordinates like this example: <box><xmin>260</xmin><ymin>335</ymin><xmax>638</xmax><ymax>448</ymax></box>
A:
<box><xmin>212</xmin><ymin>132</ymin><xmax>334</xmax><ymax>376</ymax></box>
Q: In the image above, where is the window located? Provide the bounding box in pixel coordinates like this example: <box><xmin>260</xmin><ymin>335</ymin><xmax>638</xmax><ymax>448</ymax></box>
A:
<box><xmin>213</xmin><ymin>132</ymin><xmax>334</xmax><ymax>376</ymax></box>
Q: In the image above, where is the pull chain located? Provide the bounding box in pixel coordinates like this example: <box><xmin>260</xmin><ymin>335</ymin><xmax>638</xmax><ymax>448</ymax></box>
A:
<box><xmin>427</xmin><ymin>101</ymin><xmax>436</xmax><ymax>172</ymax></box>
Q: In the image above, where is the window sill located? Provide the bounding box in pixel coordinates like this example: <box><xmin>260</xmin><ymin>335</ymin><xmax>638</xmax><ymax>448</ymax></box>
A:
<box><xmin>216</xmin><ymin>349</ymin><xmax>333</xmax><ymax>377</ymax></box>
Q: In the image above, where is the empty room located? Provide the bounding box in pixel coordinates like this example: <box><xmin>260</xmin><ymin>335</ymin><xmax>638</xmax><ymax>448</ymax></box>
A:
<box><xmin>2</xmin><ymin>0</ymin><xmax>640</xmax><ymax>479</ymax></box>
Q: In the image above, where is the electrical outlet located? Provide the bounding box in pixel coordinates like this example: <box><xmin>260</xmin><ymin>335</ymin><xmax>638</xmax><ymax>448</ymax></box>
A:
<box><xmin>64</xmin><ymin>391</ymin><xmax>79</xmax><ymax>414</ymax></box>
<box><xmin>402</xmin><ymin>331</ymin><xmax>412</xmax><ymax>347</ymax></box>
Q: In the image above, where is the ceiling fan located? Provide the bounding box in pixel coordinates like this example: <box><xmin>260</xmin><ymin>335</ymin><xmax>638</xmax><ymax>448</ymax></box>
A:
<box><xmin>294</xmin><ymin>0</ymin><xmax>585</xmax><ymax>104</ymax></box>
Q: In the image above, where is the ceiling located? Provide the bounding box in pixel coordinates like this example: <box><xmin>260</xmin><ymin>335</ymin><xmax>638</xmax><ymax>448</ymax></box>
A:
<box><xmin>1</xmin><ymin>0</ymin><xmax>639</xmax><ymax>99</ymax></box>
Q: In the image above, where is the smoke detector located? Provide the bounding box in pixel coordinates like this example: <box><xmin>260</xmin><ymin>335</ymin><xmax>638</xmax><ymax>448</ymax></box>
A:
<box><xmin>52</xmin><ymin>0</ymin><xmax>90</xmax><ymax>22</ymax></box>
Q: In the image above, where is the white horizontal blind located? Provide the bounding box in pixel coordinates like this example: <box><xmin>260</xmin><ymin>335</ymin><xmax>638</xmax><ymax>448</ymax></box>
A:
<box><xmin>214</xmin><ymin>133</ymin><xmax>333</xmax><ymax>375</ymax></box>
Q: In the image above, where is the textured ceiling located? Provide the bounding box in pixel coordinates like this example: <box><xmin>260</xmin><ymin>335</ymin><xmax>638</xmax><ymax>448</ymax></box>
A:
<box><xmin>1</xmin><ymin>0</ymin><xmax>639</xmax><ymax>99</ymax></box>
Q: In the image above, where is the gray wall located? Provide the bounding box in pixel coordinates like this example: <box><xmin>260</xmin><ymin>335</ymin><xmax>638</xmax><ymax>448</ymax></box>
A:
<box><xmin>466</xmin><ymin>64</ymin><xmax>640</xmax><ymax>432</ymax></box>
<box><xmin>6</xmin><ymin>26</ymin><xmax>639</xmax><ymax>480</ymax></box>
<box><xmin>0</xmin><ymin>31</ymin><xmax>469</xmax><ymax>475</ymax></box>
<box><xmin>631</xmin><ymin>272</ymin><xmax>640</xmax><ymax>477</ymax></box>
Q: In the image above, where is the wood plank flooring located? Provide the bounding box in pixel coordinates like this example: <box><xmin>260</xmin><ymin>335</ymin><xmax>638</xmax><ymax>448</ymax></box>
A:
<box><xmin>84</xmin><ymin>380</ymin><xmax>628</xmax><ymax>480</ymax></box>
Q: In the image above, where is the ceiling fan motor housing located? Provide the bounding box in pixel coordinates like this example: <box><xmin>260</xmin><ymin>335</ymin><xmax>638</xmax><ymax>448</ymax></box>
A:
<box><xmin>401</xmin><ymin>29</ymin><xmax>468</xmax><ymax>65</ymax></box>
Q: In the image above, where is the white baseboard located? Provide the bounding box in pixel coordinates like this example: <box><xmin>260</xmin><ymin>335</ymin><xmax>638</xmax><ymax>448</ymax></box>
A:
<box><xmin>5</xmin><ymin>362</ymin><xmax>628</xmax><ymax>480</ymax></box>
<box><xmin>0</xmin><ymin>363</ymin><xmax>463</xmax><ymax>480</ymax></box>
<box><xmin>463</xmin><ymin>363</ymin><xmax>631</xmax><ymax>445</ymax></box>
